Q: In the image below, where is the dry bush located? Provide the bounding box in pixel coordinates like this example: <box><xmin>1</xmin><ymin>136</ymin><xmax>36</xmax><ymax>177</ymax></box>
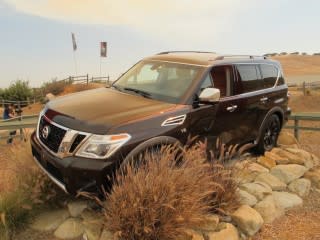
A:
<box><xmin>90</xmin><ymin>142</ymin><xmax>240</xmax><ymax>240</ymax></box>
<box><xmin>0</xmin><ymin>140</ymin><xmax>61</xmax><ymax>239</ymax></box>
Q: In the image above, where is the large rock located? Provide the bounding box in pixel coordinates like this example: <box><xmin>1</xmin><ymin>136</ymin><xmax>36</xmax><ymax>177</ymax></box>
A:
<box><xmin>240</xmin><ymin>182</ymin><xmax>272</xmax><ymax>200</ymax></box>
<box><xmin>237</xmin><ymin>189</ymin><xmax>258</xmax><ymax>207</ymax></box>
<box><xmin>257</xmin><ymin>156</ymin><xmax>276</xmax><ymax>169</ymax></box>
<box><xmin>81</xmin><ymin>209</ymin><xmax>105</xmax><ymax>240</ymax></box>
<box><xmin>30</xmin><ymin>209</ymin><xmax>70</xmax><ymax>231</ymax></box>
<box><xmin>285</xmin><ymin>148</ymin><xmax>314</xmax><ymax>169</ymax></box>
<box><xmin>277</xmin><ymin>131</ymin><xmax>299</xmax><ymax>146</ymax></box>
<box><xmin>288</xmin><ymin>178</ymin><xmax>311</xmax><ymax>197</ymax></box>
<box><xmin>254</xmin><ymin>195</ymin><xmax>284</xmax><ymax>223</ymax></box>
<box><xmin>311</xmin><ymin>154</ymin><xmax>320</xmax><ymax>167</ymax></box>
<box><xmin>198</xmin><ymin>215</ymin><xmax>219</xmax><ymax>232</ymax></box>
<box><xmin>237</xmin><ymin>163</ymin><xmax>269</xmax><ymax>184</ymax></box>
<box><xmin>54</xmin><ymin>218</ymin><xmax>84</xmax><ymax>239</ymax></box>
<box><xmin>272</xmin><ymin>191</ymin><xmax>303</xmax><ymax>210</ymax></box>
<box><xmin>255</xmin><ymin>172</ymin><xmax>287</xmax><ymax>191</ymax></box>
<box><xmin>270</xmin><ymin>164</ymin><xmax>308</xmax><ymax>184</ymax></box>
<box><xmin>231</xmin><ymin>205</ymin><xmax>263</xmax><ymax>236</ymax></box>
<box><xmin>179</xmin><ymin>229</ymin><xmax>204</xmax><ymax>240</ymax></box>
<box><xmin>99</xmin><ymin>229</ymin><xmax>114</xmax><ymax>240</ymax></box>
<box><xmin>271</xmin><ymin>148</ymin><xmax>305</xmax><ymax>165</ymax></box>
<box><xmin>304</xmin><ymin>167</ymin><xmax>320</xmax><ymax>189</ymax></box>
<box><xmin>265</xmin><ymin>151</ymin><xmax>289</xmax><ymax>165</ymax></box>
<box><xmin>206</xmin><ymin>223</ymin><xmax>239</xmax><ymax>240</ymax></box>
<box><xmin>68</xmin><ymin>201</ymin><xmax>88</xmax><ymax>217</ymax></box>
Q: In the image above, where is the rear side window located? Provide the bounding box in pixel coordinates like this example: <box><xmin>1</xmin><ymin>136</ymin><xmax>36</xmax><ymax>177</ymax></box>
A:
<box><xmin>236</xmin><ymin>65</ymin><xmax>264</xmax><ymax>93</ymax></box>
<box><xmin>260</xmin><ymin>64</ymin><xmax>278</xmax><ymax>88</ymax></box>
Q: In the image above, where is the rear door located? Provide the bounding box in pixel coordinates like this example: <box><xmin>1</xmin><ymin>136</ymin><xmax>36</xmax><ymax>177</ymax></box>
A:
<box><xmin>234</xmin><ymin>64</ymin><xmax>266</xmax><ymax>142</ymax></box>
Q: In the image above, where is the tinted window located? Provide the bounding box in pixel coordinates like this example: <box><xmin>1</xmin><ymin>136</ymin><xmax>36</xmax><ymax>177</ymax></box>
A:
<box><xmin>236</xmin><ymin>65</ymin><xmax>264</xmax><ymax>93</ymax></box>
<box><xmin>210</xmin><ymin>65</ymin><xmax>234</xmax><ymax>97</ymax></box>
<box><xmin>199</xmin><ymin>73</ymin><xmax>213</xmax><ymax>92</ymax></box>
<box><xmin>260</xmin><ymin>64</ymin><xmax>278</xmax><ymax>88</ymax></box>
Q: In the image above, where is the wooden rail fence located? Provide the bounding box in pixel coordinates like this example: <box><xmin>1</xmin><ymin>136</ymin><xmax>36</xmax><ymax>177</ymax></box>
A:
<box><xmin>284</xmin><ymin>112</ymin><xmax>320</xmax><ymax>140</ymax></box>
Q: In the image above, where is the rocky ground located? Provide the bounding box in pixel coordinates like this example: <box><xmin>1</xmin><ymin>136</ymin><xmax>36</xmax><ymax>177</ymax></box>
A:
<box><xmin>10</xmin><ymin>132</ymin><xmax>320</xmax><ymax>240</ymax></box>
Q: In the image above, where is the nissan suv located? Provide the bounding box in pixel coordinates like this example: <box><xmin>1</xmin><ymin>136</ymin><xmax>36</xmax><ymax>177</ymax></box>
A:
<box><xmin>31</xmin><ymin>51</ymin><xmax>290</xmax><ymax>194</ymax></box>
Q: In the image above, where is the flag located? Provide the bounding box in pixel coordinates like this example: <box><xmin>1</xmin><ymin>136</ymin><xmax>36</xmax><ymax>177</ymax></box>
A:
<box><xmin>100</xmin><ymin>42</ymin><xmax>107</xmax><ymax>57</ymax></box>
<box><xmin>71</xmin><ymin>33</ymin><xmax>77</xmax><ymax>51</ymax></box>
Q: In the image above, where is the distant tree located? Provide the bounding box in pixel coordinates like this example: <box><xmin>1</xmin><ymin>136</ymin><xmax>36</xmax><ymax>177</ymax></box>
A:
<box><xmin>264</xmin><ymin>53</ymin><xmax>278</xmax><ymax>57</ymax></box>
<box><xmin>301</xmin><ymin>52</ymin><xmax>307</xmax><ymax>55</ymax></box>
<box><xmin>313</xmin><ymin>53</ymin><xmax>320</xmax><ymax>56</ymax></box>
<box><xmin>1</xmin><ymin>80</ymin><xmax>33</xmax><ymax>101</ymax></box>
<box><xmin>290</xmin><ymin>52</ymin><xmax>300</xmax><ymax>55</ymax></box>
<box><xmin>280</xmin><ymin>52</ymin><xmax>288</xmax><ymax>55</ymax></box>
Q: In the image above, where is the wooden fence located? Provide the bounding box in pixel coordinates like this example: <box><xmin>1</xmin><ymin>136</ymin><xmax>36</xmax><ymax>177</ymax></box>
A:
<box><xmin>60</xmin><ymin>74</ymin><xmax>111</xmax><ymax>85</ymax></box>
<box><xmin>284</xmin><ymin>112</ymin><xmax>320</xmax><ymax>140</ymax></box>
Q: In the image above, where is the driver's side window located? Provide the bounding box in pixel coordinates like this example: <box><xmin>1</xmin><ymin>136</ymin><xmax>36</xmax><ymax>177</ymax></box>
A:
<box><xmin>199</xmin><ymin>73</ymin><xmax>213</xmax><ymax>93</ymax></box>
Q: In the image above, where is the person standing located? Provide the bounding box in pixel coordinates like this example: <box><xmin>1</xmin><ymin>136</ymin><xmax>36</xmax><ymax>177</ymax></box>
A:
<box><xmin>3</xmin><ymin>104</ymin><xmax>16</xmax><ymax>144</ymax></box>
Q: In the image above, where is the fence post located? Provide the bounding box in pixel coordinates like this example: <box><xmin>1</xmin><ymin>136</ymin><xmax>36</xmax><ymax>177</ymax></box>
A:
<box><xmin>1</xmin><ymin>99</ymin><xmax>4</xmax><ymax>108</ymax></box>
<box><xmin>294</xmin><ymin>117</ymin><xmax>299</xmax><ymax>140</ymax></box>
<box><xmin>107</xmin><ymin>75</ymin><xmax>110</xmax><ymax>85</ymax></box>
<box><xmin>87</xmin><ymin>74</ymin><xmax>89</xmax><ymax>85</ymax></box>
<box><xmin>33</xmin><ymin>97</ymin><xmax>36</xmax><ymax>104</ymax></box>
<box><xmin>302</xmin><ymin>82</ymin><xmax>306</xmax><ymax>96</ymax></box>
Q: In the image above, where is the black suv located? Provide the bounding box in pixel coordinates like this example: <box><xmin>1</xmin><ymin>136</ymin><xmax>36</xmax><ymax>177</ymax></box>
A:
<box><xmin>31</xmin><ymin>51</ymin><xmax>290</xmax><ymax>194</ymax></box>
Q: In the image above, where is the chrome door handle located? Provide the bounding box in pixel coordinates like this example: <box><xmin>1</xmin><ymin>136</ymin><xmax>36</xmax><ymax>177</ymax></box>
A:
<box><xmin>226</xmin><ymin>105</ymin><xmax>238</xmax><ymax>112</ymax></box>
<box><xmin>260</xmin><ymin>97</ymin><xmax>268</xmax><ymax>102</ymax></box>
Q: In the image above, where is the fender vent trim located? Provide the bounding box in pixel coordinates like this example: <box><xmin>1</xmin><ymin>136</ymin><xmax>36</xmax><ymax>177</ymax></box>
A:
<box><xmin>161</xmin><ymin>115</ymin><xmax>186</xmax><ymax>127</ymax></box>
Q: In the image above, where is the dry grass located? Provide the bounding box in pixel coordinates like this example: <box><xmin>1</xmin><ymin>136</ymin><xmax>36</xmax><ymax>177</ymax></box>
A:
<box><xmin>0</xmin><ymin>140</ymin><xmax>61</xmax><ymax>239</ymax></box>
<box><xmin>254</xmin><ymin>190</ymin><xmax>320</xmax><ymax>240</ymax></box>
<box><xmin>61</xmin><ymin>83</ymin><xmax>104</xmax><ymax>95</ymax></box>
<box><xmin>85</xmin><ymin>143</ymin><xmax>240</xmax><ymax>240</ymax></box>
<box><xmin>272</xmin><ymin>55</ymin><xmax>320</xmax><ymax>77</ymax></box>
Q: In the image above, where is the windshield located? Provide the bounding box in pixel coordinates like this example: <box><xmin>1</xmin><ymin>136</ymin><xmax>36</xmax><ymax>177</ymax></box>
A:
<box><xmin>113</xmin><ymin>61</ymin><xmax>203</xmax><ymax>104</ymax></box>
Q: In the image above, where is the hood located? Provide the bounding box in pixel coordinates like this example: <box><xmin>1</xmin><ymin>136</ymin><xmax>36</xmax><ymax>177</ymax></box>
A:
<box><xmin>46</xmin><ymin>88</ymin><xmax>176</xmax><ymax>134</ymax></box>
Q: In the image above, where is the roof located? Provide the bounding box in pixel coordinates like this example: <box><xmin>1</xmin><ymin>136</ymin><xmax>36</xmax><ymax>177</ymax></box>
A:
<box><xmin>144</xmin><ymin>51</ymin><xmax>278</xmax><ymax>67</ymax></box>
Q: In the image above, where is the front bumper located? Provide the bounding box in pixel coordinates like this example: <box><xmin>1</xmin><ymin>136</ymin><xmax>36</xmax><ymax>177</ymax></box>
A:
<box><xmin>30</xmin><ymin>131</ymin><xmax>116</xmax><ymax>195</ymax></box>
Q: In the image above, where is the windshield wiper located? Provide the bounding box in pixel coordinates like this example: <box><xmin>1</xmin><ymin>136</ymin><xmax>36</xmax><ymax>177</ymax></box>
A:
<box><xmin>123</xmin><ymin>87</ymin><xmax>152</xmax><ymax>99</ymax></box>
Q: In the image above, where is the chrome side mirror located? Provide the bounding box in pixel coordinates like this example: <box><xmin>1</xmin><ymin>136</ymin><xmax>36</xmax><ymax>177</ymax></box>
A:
<box><xmin>199</xmin><ymin>88</ymin><xmax>220</xmax><ymax>103</ymax></box>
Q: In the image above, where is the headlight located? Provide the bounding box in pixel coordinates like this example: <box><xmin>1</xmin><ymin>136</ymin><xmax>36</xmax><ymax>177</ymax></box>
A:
<box><xmin>76</xmin><ymin>133</ymin><xmax>131</xmax><ymax>159</ymax></box>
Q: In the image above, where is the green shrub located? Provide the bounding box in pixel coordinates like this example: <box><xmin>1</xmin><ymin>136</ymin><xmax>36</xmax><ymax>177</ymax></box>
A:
<box><xmin>0</xmin><ymin>80</ymin><xmax>33</xmax><ymax>102</ymax></box>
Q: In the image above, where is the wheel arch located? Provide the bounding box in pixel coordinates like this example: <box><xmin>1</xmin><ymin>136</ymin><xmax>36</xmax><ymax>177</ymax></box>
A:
<box><xmin>255</xmin><ymin>106</ymin><xmax>284</xmax><ymax>144</ymax></box>
<box><xmin>121</xmin><ymin>136</ymin><xmax>182</xmax><ymax>166</ymax></box>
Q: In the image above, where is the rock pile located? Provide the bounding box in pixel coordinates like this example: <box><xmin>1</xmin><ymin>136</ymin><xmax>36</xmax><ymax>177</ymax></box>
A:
<box><xmin>29</xmin><ymin>132</ymin><xmax>320</xmax><ymax>240</ymax></box>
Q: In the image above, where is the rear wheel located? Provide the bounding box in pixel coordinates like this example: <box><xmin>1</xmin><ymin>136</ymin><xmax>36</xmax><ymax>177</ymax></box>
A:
<box><xmin>255</xmin><ymin>114</ymin><xmax>281</xmax><ymax>154</ymax></box>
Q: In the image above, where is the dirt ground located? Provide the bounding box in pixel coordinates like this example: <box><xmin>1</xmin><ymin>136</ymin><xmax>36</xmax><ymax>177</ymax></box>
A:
<box><xmin>254</xmin><ymin>190</ymin><xmax>320</xmax><ymax>240</ymax></box>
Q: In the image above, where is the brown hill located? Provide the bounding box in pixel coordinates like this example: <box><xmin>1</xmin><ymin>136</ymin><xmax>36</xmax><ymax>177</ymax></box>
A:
<box><xmin>271</xmin><ymin>55</ymin><xmax>320</xmax><ymax>77</ymax></box>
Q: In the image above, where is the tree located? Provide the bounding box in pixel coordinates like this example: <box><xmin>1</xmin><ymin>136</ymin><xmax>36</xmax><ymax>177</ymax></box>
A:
<box><xmin>1</xmin><ymin>80</ymin><xmax>33</xmax><ymax>101</ymax></box>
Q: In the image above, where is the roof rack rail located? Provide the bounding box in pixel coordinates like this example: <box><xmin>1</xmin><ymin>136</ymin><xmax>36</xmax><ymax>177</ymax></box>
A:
<box><xmin>157</xmin><ymin>51</ymin><xmax>216</xmax><ymax>55</ymax></box>
<box><xmin>215</xmin><ymin>55</ymin><xmax>267</xmax><ymax>60</ymax></box>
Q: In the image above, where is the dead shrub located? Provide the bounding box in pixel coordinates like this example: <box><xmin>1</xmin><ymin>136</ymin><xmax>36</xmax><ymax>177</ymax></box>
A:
<box><xmin>91</xmin><ymin>142</ymin><xmax>240</xmax><ymax>240</ymax></box>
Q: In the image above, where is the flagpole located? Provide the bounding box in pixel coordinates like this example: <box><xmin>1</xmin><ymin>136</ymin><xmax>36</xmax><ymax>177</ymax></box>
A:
<box><xmin>73</xmin><ymin>50</ymin><xmax>78</xmax><ymax>76</ymax></box>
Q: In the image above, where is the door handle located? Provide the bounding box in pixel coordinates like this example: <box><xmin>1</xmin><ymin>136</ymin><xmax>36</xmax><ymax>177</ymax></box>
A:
<box><xmin>226</xmin><ymin>105</ymin><xmax>238</xmax><ymax>112</ymax></box>
<box><xmin>260</xmin><ymin>97</ymin><xmax>268</xmax><ymax>102</ymax></box>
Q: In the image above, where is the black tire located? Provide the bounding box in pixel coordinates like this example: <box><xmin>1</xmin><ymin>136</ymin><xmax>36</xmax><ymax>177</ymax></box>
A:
<box><xmin>255</xmin><ymin>114</ymin><xmax>281</xmax><ymax>154</ymax></box>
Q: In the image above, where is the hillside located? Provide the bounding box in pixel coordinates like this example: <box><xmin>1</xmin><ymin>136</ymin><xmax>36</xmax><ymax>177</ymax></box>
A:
<box><xmin>271</xmin><ymin>55</ymin><xmax>320</xmax><ymax>77</ymax></box>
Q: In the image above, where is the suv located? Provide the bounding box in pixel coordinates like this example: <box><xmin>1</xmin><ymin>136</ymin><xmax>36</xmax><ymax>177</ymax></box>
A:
<box><xmin>31</xmin><ymin>51</ymin><xmax>290</xmax><ymax>194</ymax></box>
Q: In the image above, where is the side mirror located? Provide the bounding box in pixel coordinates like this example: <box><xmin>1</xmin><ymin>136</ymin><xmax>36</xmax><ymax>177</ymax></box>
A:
<box><xmin>199</xmin><ymin>88</ymin><xmax>220</xmax><ymax>103</ymax></box>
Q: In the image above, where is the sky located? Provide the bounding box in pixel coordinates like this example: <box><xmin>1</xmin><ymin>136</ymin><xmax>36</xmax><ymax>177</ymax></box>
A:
<box><xmin>0</xmin><ymin>0</ymin><xmax>319</xmax><ymax>88</ymax></box>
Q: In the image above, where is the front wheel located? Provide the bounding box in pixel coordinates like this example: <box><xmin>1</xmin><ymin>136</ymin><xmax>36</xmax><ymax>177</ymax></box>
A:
<box><xmin>255</xmin><ymin>114</ymin><xmax>281</xmax><ymax>154</ymax></box>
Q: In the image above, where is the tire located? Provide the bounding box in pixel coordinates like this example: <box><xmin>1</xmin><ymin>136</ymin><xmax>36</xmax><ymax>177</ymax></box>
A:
<box><xmin>255</xmin><ymin>114</ymin><xmax>281</xmax><ymax>154</ymax></box>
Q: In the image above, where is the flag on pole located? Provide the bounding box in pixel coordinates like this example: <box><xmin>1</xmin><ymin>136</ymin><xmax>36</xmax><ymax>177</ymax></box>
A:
<box><xmin>100</xmin><ymin>42</ymin><xmax>107</xmax><ymax>57</ymax></box>
<box><xmin>71</xmin><ymin>33</ymin><xmax>77</xmax><ymax>51</ymax></box>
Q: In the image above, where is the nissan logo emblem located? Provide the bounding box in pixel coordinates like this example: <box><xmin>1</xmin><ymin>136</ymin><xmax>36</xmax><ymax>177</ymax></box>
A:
<box><xmin>42</xmin><ymin>125</ymin><xmax>50</xmax><ymax>139</ymax></box>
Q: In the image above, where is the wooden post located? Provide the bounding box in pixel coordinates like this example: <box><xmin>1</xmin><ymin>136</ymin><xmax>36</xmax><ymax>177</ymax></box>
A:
<box><xmin>1</xmin><ymin>99</ymin><xmax>4</xmax><ymax>108</ymax></box>
<box><xmin>303</xmin><ymin>82</ymin><xmax>306</xmax><ymax>96</ymax></box>
<box><xmin>294</xmin><ymin>118</ymin><xmax>299</xmax><ymax>140</ymax></box>
<box><xmin>87</xmin><ymin>74</ymin><xmax>89</xmax><ymax>85</ymax></box>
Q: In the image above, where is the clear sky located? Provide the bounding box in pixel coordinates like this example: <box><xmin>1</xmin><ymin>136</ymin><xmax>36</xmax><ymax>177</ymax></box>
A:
<box><xmin>0</xmin><ymin>0</ymin><xmax>319</xmax><ymax>88</ymax></box>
